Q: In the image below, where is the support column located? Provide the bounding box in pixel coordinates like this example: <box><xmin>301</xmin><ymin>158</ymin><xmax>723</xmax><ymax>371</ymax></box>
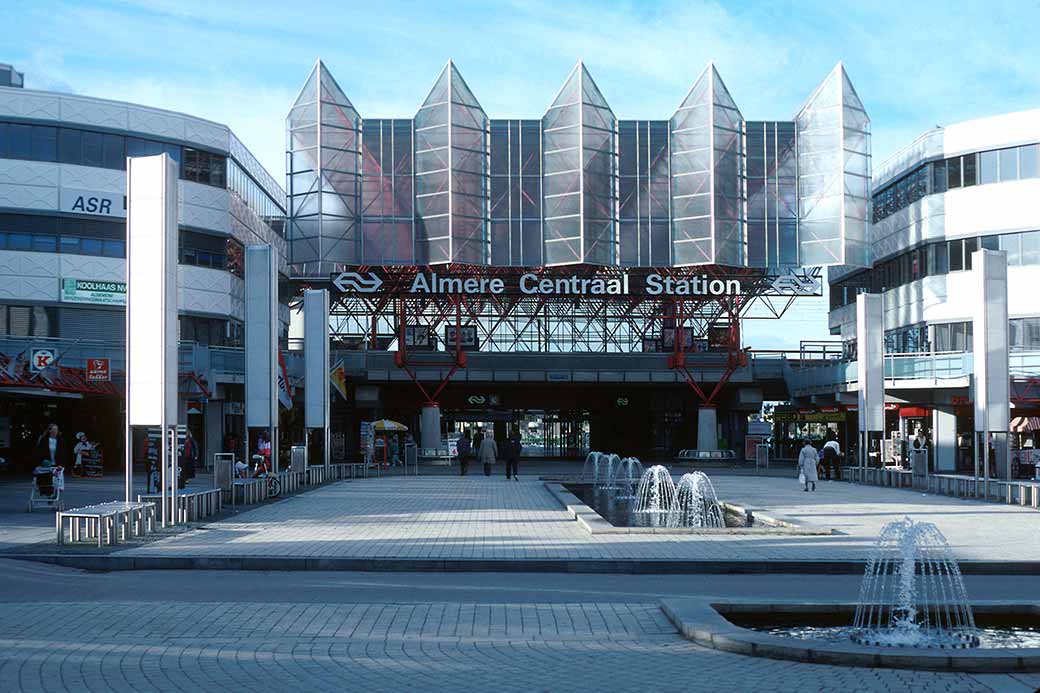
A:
<box><xmin>972</xmin><ymin>249</ymin><xmax>1010</xmax><ymax>491</ymax></box>
<box><xmin>125</xmin><ymin>153</ymin><xmax>178</xmax><ymax>521</ymax></box>
<box><xmin>304</xmin><ymin>289</ymin><xmax>330</xmax><ymax>468</ymax></box>
<box><xmin>856</xmin><ymin>294</ymin><xmax>884</xmax><ymax>468</ymax></box>
<box><xmin>421</xmin><ymin>403</ymin><xmax>442</xmax><ymax>450</ymax></box>
<box><xmin>932</xmin><ymin>407</ymin><xmax>957</xmax><ymax>472</ymax></box>
<box><xmin>697</xmin><ymin>405</ymin><xmax>718</xmax><ymax>452</ymax></box>
<box><xmin>245</xmin><ymin>245</ymin><xmax>279</xmax><ymax>472</ymax></box>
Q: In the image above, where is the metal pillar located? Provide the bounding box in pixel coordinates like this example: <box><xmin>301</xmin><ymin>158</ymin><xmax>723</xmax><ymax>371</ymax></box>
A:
<box><xmin>856</xmin><ymin>293</ymin><xmax>885</xmax><ymax>470</ymax></box>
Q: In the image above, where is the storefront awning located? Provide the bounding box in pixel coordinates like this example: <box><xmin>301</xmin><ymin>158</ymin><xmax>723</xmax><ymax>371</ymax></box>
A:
<box><xmin>1011</xmin><ymin>416</ymin><xmax>1040</xmax><ymax>433</ymax></box>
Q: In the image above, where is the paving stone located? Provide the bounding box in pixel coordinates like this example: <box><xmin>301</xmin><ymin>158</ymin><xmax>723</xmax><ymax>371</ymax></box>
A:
<box><xmin>114</xmin><ymin>475</ymin><xmax>1040</xmax><ymax>563</ymax></box>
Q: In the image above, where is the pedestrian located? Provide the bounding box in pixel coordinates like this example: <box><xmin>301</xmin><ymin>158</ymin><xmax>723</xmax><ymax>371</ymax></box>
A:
<box><xmin>479</xmin><ymin>431</ymin><xmax>498</xmax><ymax>477</ymax></box>
<box><xmin>390</xmin><ymin>435</ymin><xmax>400</xmax><ymax>466</ymax></box>
<box><xmin>73</xmin><ymin>431</ymin><xmax>93</xmax><ymax>476</ymax></box>
<box><xmin>178</xmin><ymin>429</ymin><xmax>198</xmax><ymax>488</ymax></box>
<box><xmin>457</xmin><ymin>429</ymin><xmax>471</xmax><ymax>476</ymax></box>
<box><xmin>822</xmin><ymin>437</ymin><xmax>841</xmax><ymax>481</ymax></box>
<box><xmin>34</xmin><ymin>423</ymin><xmax>68</xmax><ymax>468</ymax></box>
<box><xmin>504</xmin><ymin>426</ymin><xmax>521</xmax><ymax>481</ymax></box>
<box><xmin>798</xmin><ymin>439</ymin><xmax>819</xmax><ymax>492</ymax></box>
<box><xmin>473</xmin><ymin>427</ymin><xmax>484</xmax><ymax>450</ymax></box>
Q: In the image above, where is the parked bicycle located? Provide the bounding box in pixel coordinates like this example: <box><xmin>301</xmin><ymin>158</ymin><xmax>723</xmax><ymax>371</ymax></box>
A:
<box><xmin>251</xmin><ymin>454</ymin><xmax>280</xmax><ymax>498</ymax></box>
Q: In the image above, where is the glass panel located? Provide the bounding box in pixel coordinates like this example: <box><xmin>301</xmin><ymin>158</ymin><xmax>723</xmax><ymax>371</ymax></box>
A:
<box><xmin>978</xmin><ymin>150</ymin><xmax>998</xmax><ymax>184</ymax></box>
<box><xmin>1000</xmin><ymin>232</ymin><xmax>1022</xmax><ymax>265</ymax></box>
<box><xmin>948</xmin><ymin>239</ymin><xmax>963</xmax><ymax>272</ymax></box>
<box><xmin>1019</xmin><ymin>144</ymin><xmax>1038</xmax><ymax>179</ymax></box>
<box><xmin>998</xmin><ymin>147</ymin><xmax>1018</xmax><ymax>182</ymax></box>
<box><xmin>946</xmin><ymin>156</ymin><xmax>961</xmax><ymax>188</ymax></box>
<box><xmin>962</xmin><ymin>153</ymin><xmax>977</xmax><ymax>186</ymax></box>
<box><xmin>1022</xmin><ymin>230</ymin><xmax>1040</xmax><ymax>265</ymax></box>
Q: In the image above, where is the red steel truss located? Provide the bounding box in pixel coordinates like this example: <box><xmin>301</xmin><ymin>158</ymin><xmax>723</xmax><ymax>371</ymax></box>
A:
<box><xmin>305</xmin><ymin>264</ymin><xmax>818</xmax><ymax>406</ymax></box>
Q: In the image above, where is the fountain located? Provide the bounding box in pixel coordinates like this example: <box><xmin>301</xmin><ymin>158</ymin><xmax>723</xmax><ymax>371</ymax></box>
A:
<box><xmin>580</xmin><ymin>452</ymin><xmax>605</xmax><ymax>484</ymax></box>
<box><xmin>669</xmin><ymin>472</ymin><xmax>724</xmax><ymax>529</ymax></box>
<box><xmin>633</xmin><ymin>465</ymin><xmax>677</xmax><ymax>527</ymax></box>
<box><xmin>851</xmin><ymin>517</ymin><xmax>978</xmax><ymax>648</ymax></box>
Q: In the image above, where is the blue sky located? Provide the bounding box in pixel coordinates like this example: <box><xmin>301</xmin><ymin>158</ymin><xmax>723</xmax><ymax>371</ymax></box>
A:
<box><xmin>7</xmin><ymin>0</ymin><xmax>1040</xmax><ymax>348</ymax></box>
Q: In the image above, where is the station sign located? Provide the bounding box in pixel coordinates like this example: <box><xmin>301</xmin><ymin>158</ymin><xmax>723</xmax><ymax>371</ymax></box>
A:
<box><xmin>333</xmin><ymin>269</ymin><xmax>744</xmax><ymax>298</ymax></box>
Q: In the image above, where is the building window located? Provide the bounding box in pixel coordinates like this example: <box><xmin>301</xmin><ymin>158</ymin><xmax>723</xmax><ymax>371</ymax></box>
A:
<box><xmin>0</xmin><ymin>304</ymin><xmax>58</xmax><ymax>337</ymax></box>
<box><xmin>978</xmin><ymin>150</ymin><xmax>999</xmax><ymax>185</ymax></box>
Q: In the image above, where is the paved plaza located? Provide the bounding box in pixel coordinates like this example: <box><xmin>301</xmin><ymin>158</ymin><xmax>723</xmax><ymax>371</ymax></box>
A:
<box><xmin>2</xmin><ymin>597</ymin><xmax>1039</xmax><ymax>692</ymax></box>
<box><xmin>105</xmin><ymin>472</ymin><xmax>1040</xmax><ymax>563</ymax></box>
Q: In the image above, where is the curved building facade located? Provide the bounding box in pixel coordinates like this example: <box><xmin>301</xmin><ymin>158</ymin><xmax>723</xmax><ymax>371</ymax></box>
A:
<box><xmin>829</xmin><ymin>109</ymin><xmax>1040</xmax><ymax>353</ymax></box>
<box><xmin>822</xmin><ymin>109</ymin><xmax>1040</xmax><ymax>474</ymax></box>
<box><xmin>0</xmin><ymin>75</ymin><xmax>288</xmax><ymax>466</ymax></box>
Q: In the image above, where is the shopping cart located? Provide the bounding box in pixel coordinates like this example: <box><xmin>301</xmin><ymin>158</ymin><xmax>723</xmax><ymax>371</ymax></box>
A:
<box><xmin>28</xmin><ymin>465</ymin><xmax>64</xmax><ymax>512</ymax></box>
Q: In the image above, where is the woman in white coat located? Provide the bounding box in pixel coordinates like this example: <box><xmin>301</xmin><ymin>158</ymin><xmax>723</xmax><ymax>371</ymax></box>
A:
<box><xmin>478</xmin><ymin>434</ymin><xmax>498</xmax><ymax>477</ymax></box>
<box><xmin>798</xmin><ymin>440</ymin><xmax>819</xmax><ymax>492</ymax></box>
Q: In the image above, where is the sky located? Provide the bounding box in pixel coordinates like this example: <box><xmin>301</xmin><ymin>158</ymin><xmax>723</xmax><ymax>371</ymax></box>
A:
<box><xmin>6</xmin><ymin>0</ymin><xmax>1040</xmax><ymax>349</ymax></box>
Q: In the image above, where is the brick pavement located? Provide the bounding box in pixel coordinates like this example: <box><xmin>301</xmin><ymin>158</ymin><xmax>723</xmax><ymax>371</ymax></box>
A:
<box><xmin>115</xmin><ymin>474</ymin><xmax>1040</xmax><ymax>562</ymax></box>
<box><xmin>1</xmin><ymin>600</ymin><xmax>1037</xmax><ymax>692</ymax></box>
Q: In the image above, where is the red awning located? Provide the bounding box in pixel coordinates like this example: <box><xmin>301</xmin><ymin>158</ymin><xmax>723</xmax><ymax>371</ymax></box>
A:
<box><xmin>899</xmin><ymin>406</ymin><xmax>931</xmax><ymax>418</ymax></box>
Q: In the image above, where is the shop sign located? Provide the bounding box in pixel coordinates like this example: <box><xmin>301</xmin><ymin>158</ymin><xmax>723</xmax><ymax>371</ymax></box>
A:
<box><xmin>59</xmin><ymin>188</ymin><xmax>126</xmax><ymax>218</ymax></box>
<box><xmin>85</xmin><ymin>358</ymin><xmax>110</xmax><ymax>382</ymax></box>
<box><xmin>616</xmin><ymin>396</ymin><xmax>629</xmax><ymax>407</ymax></box>
<box><xmin>30</xmin><ymin>348</ymin><xmax>56</xmax><ymax>372</ymax></box>
<box><xmin>60</xmin><ymin>278</ymin><xmax>127</xmax><ymax>306</ymax></box>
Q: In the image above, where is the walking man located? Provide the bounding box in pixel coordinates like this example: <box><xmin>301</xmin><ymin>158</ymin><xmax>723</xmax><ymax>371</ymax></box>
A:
<box><xmin>457</xmin><ymin>429</ymin><xmax>471</xmax><ymax>476</ymax></box>
<box><xmin>822</xmin><ymin>437</ymin><xmax>841</xmax><ymax>480</ymax></box>
<box><xmin>479</xmin><ymin>431</ymin><xmax>498</xmax><ymax>477</ymax></box>
<box><xmin>504</xmin><ymin>427</ymin><xmax>522</xmax><ymax>481</ymax></box>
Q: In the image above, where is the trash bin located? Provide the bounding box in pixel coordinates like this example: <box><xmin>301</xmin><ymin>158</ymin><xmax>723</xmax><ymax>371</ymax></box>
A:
<box><xmin>911</xmin><ymin>448</ymin><xmax>927</xmax><ymax>488</ymax></box>
<box><xmin>290</xmin><ymin>445</ymin><xmax>307</xmax><ymax>473</ymax></box>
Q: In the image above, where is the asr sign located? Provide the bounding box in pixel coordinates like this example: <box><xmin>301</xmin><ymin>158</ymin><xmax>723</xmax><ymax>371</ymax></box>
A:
<box><xmin>59</xmin><ymin>189</ymin><xmax>127</xmax><ymax>218</ymax></box>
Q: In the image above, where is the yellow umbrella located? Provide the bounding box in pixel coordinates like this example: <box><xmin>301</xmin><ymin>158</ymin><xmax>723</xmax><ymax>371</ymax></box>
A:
<box><xmin>372</xmin><ymin>419</ymin><xmax>408</xmax><ymax>432</ymax></box>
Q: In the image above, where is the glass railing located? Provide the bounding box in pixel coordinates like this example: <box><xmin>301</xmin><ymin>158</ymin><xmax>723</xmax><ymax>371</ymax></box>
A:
<box><xmin>786</xmin><ymin>349</ymin><xmax>1040</xmax><ymax>394</ymax></box>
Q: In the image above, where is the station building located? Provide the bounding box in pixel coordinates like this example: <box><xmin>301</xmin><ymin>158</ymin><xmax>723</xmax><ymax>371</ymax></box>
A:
<box><xmin>285</xmin><ymin>59</ymin><xmax>871</xmax><ymax>458</ymax></box>
<box><xmin>0</xmin><ymin>68</ymin><xmax>288</xmax><ymax>469</ymax></box>
<box><xmin>806</xmin><ymin>110</ymin><xmax>1040</xmax><ymax>476</ymax></box>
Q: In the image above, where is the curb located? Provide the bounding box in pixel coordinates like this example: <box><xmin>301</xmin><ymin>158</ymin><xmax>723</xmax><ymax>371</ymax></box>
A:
<box><xmin>659</xmin><ymin>598</ymin><xmax>1040</xmax><ymax>672</ymax></box>
<box><xmin>12</xmin><ymin>553</ymin><xmax>1040</xmax><ymax>575</ymax></box>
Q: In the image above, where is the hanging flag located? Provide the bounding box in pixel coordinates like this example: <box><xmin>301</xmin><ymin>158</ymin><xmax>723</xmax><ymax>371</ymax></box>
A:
<box><xmin>329</xmin><ymin>359</ymin><xmax>349</xmax><ymax>402</ymax></box>
<box><xmin>277</xmin><ymin>349</ymin><xmax>293</xmax><ymax>409</ymax></box>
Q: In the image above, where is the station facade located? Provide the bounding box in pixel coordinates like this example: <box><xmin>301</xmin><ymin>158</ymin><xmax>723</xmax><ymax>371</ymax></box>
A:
<box><xmin>0</xmin><ymin>71</ymin><xmax>288</xmax><ymax>469</ymax></box>
<box><xmin>286</xmin><ymin>59</ymin><xmax>871</xmax><ymax>458</ymax></box>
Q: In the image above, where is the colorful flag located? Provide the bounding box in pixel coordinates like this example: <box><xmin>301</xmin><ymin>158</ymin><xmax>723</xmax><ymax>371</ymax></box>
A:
<box><xmin>277</xmin><ymin>349</ymin><xmax>293</xmax><ymax>409</ymax></box>
<box><xmin>329</xmin><ymin>360</ymin><xmax>349</xmax><ymax>402</ymax></box>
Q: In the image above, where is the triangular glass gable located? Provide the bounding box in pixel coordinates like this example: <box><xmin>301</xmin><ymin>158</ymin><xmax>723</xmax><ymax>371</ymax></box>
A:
<box><xmin>547</xmin><ymin>64</ymin><xmax>581</xmax><ymax>110</ymax></box>
<box><xmin>421</xmin><ymin>64</ymin><xmax>452</xmax><ymax>107</ymax></box>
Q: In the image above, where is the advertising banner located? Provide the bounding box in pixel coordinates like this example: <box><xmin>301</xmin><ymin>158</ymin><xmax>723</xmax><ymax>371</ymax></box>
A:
<box><xmin>61</xmin><ymin>279</ymin><xmax>127</xmax><ymax>306</ymax></box>
<box><xmin>86</xmin><ymin>358</ymin><xmax>110</xmax><ymax>382</ymax></box>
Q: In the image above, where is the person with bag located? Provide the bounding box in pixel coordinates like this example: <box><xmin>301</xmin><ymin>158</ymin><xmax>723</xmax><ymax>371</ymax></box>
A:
<box><xmin>798</xmin><ymin>439</ymin><xmax>819</xmax><ymax>492</ymax></box>
<box><xmin>479</xmin><ymin>431</ymin><xmax>498</xmax><ymax>477</ymax></box>
<box><xmin>456</xmin><ymin>429</ymin><xmax>471</xmax><ymax>476</ymax></box>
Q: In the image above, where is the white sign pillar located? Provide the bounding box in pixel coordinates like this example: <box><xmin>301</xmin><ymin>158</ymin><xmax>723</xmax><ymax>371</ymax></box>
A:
<box><xmin>856</xmin><ymin>293</ymin><xmax>885</xmax><ymax>469</ymax></box>
<box><xmin>972</xmin><ymin>249</ymin><xmax>1010</xmax><ymax>495</ymax></box>
<box><xmin>125</xmin><ymin>154</ymin><xmax>179</xmax><ymax>525</ymax></box>
<box><xmin>304</xmin><ymin>289</ymin><xmax>330</xmax><ymax>468</ymax></box>
<box><xmin>246</xmin><ymin>245</ymin><xmax>279</xmax><ymax>472</ymax></box>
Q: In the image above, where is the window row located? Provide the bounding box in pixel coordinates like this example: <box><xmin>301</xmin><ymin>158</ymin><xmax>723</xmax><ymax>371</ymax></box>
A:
<box><xmin>179</xmin><ymin>315</ymin><xmax>244</xmax><ymax>348</ymax></box>
<box><xmin>0</xmin><ymin>121</ymin><xmax>227</xmax><ymax>187</ymax></box>
<box><xmin>0</xmin><ymin>304</ymin><xmax>56</xmax><ymax>338</ymax></box>
<box><xmin>873</xmin><ymin>142</ymin><xmax>1040</xmax><ymax>222</ymax></box>
<box><xmin>883</xmin><ymin>318</ymin><xmax>1040</xmax><ymax>354</ymax></box>
<box><xmin>830</xmin><ymin>230</ymin><xmax>1040</xmax><ymax>309</ymax></box>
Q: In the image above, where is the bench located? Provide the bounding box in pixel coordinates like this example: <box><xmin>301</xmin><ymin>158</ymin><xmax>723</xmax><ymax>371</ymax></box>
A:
<box><xmin>138</xmin><ymin>488</ymin><xmax>222</xmax><ymax>523</ymax></box>
<box><xmin>57</xmin><ymin>501</ymin><xmax>155</xmax><ymax>547</ymax></box>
